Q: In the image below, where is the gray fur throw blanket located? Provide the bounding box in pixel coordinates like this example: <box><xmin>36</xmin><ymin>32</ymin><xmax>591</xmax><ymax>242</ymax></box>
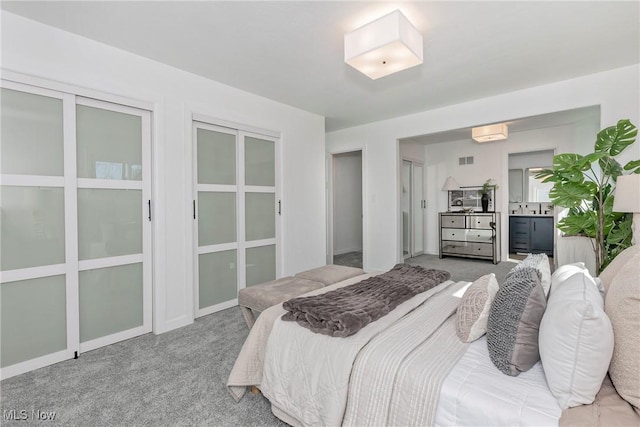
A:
<box><xmin>281</xmin><ymin>264</ymin><xmax>450</xmax><ymax>337</ymax></box>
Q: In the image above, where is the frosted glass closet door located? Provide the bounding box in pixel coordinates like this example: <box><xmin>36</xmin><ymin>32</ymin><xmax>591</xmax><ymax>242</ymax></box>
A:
<box><xmin>194</xmin><ymin>125</ymin><xmax>238</xmax><ymax>315</ymax></box>
<box><xmin>75</xmin><ymin>99</ymin><xmax>151</xmax><ymax>352</ymax></box>
<box><xmin>243</xmin><ymin>134</ymin><xmax>278</xmax><ymax>287</ymax></box>
<box><xmin>0</xmin><ymin>85</ymin><xmax>70</xmax><ymax>375</ymax></box>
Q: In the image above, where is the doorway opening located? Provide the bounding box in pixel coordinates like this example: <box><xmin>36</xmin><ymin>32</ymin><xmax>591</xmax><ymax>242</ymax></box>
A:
<box><xmin>507</xmin><ymin>149</ymin><xmax>555</xmax><ymax>265</ymax></box>
<box><xmin>331</xmin><ymin>151</ymin><xmax>363</xmax><ymax>269</ymax></box>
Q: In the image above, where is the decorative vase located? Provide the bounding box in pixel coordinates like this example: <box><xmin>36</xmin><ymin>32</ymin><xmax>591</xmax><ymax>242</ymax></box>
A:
<box><xmin>481</xmin><ymin>193</ymin><xmax>489</xmax><ymax>212</ymax></box>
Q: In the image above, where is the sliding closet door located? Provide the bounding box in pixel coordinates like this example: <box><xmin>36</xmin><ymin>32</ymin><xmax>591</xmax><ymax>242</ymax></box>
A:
<box><xmin>194</xmin><ymin>124</ymin><xmax>239</xmax><ymax>316</ymax></box>
<box><xmin>0</xmin><ymin>81</ymin><xmax>153</xmax><ymax>379</ymax></box>
<box><xmin>0</xmin><ymin>84</ymin><xmax>75</xmax><ymax>378</ymax></box>
<box><xmin>193</xmin><ymin>123</ymin><xmax>280</xmax><ymax>317</ymax></box>
<box><xmin>242</xmin><ymin>132</ymin><xmax>279</xmax><ymax>287</ymax></box>
<box><xmin>75</xmin><ymin>98</ymin><xmax>152</xmax><ymax>352</ymax></box>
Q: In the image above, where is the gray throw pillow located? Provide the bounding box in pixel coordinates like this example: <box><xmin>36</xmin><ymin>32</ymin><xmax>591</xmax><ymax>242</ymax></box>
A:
<box><xmin>487</xmin><ymin>267</ymin><xmax>546</xmax><ymax>376</ymax></box>
<box><xmin>507</xmin><ymin>253</ymin><xmax>551</xmax><ymax>296</ymax></box>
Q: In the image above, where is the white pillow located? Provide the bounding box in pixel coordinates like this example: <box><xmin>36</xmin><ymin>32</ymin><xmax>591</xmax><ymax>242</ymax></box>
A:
<box><xmin>549</xmin><ymin>262</ymin><xmax>586</xmax><ymax>295</ymax></box>
<box><xmin>539</xmin><ymin>269</ymin><xmax>614</xmax><ymax>409</ymax></box>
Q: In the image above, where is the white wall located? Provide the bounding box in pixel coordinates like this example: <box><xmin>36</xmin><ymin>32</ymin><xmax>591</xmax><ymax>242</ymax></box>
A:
<box><xmin>333</xmin><ymin>151</ymin><xmax>362</xmax><ymax>255</ymax></box>
<box><xmin>1</xmin><ymin>12</ymin><xmax>327</xmax><ymax>334</ymax></box>
<box><xmin>326</xmin><ymin>65</ymin><xmax>639</xmax><ymax>271</ymax></box>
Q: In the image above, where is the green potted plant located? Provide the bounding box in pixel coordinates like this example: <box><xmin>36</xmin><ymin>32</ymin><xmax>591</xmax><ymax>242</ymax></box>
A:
<box><xmin>480</xmin><ymin>179</ymin><xmax>497</xmax><ymax>212</ymax></box>
<box><xmin>536</xmin><ymin>119</ymin><xmax>639</xmax><ymax>273</ymax></box>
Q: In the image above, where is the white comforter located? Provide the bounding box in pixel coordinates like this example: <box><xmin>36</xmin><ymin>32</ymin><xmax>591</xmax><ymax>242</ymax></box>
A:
<box><xmin>261</xmin><ymin>280</ymin><xmax>467</xmax><ymax>427</ymax></box>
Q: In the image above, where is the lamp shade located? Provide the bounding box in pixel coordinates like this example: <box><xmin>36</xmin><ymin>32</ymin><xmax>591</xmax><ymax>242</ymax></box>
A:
<box><xmin>442</xmin><ymin>176</ymin><xmax>460</xmax><ymax>191</ymax></box>
<box><xmin>344</xmin><ymin>10</ymin><xmax>423</xmax><ymax>80</ymax></box>
<box><xmin>472</xmin><ymin>124</ymin><xmax>508</xmax><ymax>143</ymax></box>
<box><xmin>613</xmin><ymin>174</ymin><xmax>640</xmax><ymax>212</ymax></box>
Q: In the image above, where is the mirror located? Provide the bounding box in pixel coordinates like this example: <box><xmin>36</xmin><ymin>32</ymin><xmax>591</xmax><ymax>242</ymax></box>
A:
<box><xmin>508</xmin><ymin>169</ymin><xmax>524</xmax><ymax>202</ymax></box>
<box><xmin>526</xmin><ymin>167</ymin><xmax>553</xmax><ymax>202</ymax></box>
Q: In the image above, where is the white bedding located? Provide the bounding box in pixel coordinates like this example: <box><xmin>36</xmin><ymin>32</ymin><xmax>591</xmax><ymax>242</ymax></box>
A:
<box><xmin>435</xmin><ymin>336</ymin><xmax>562</xmax><ymax>427</ymax></box>
<box><xmin>261</xmin><ymin>279</ymin><xmax>462</xmax><ymax>427</ymax></box>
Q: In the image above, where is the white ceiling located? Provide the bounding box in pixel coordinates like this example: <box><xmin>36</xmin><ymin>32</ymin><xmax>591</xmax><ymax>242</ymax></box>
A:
<box><xmin>2</xmin><ymin>1</ymin><xmax>638</xmax><ymax>132</ymax></box>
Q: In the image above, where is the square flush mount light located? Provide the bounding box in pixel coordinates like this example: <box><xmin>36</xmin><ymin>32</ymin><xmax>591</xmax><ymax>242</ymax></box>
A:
<box><xmin>344</xmin><ymin>10</ymin><xmax>423</xmax><ymax>80</ymax></box>
<box><xmin>471</xmin><ymin>123</ymin><xmax>509</xmax><ymax>143</ymax></box>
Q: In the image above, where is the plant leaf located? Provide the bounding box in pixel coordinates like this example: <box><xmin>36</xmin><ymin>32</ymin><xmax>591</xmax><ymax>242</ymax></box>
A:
<box><xmin>599</xmin><ymin>156</ymin><xmax>623</xmax><ymax>180</ymax></box>
<box><xmin>558</xmin><ymin>212</ymin><xmax>596</xmax><ymax>238</ymax></box>
<box><xmin>623</xmin><ymin>159</ymin><xmax>640</xmax><ymax>174</ymax></box>
<box><xmin>549</xmin><ymin>181</ymin><xmax>597</xmax><ymax>208</ymax></box>
<box><xmin>595</xmin><ymin>119</ymin><xmax>638</xmax><ymax>156</ymax></box>
<box><xmin>553</xmin><ymin>153</ymin><xmax>590</xmax><ymax>171</ymax></box>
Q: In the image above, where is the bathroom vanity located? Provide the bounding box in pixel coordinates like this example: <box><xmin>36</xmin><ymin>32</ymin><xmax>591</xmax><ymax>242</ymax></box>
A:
<box><xmin>509</xmin><ymin>215</ymin><xmax>554</xmax><ymax>256</ymax></box>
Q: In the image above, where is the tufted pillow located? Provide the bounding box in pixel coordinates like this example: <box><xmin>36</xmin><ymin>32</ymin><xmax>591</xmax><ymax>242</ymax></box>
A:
<box><xmin>487</xmin><ymin>267</ymin><xmax>546</xmax><ymax>376</ymax></box>
<box><xmin>605</xmin><ymin>250</ymin><xmax>640</xmax><ymax>408</ymax></box>
<box><xmin>508</xmin><ymin>253</ymin><xmax>552</xmax><ymax>296</ymax></box>
<box><xmin>456</xmin><ymin>274</ymin><xmax>499</xmax><ymax>343</ymax></box>
<box><xmin>539</xmin><ymin>269</ymin><xmax>614</xmax><ymax>409</ymax></box>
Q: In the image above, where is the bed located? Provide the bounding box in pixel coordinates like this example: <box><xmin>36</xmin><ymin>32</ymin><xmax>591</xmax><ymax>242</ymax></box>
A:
<box><xmin>228</xmin><ymin>247</ymin><xmax>640</xmax><ymax>427</ymax></box>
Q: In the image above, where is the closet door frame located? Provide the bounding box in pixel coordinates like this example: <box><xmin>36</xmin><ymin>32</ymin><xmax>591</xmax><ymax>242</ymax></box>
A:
<box><xmin>190</xmin><ymin>114</ymin><xmax>281</xmax><ymax>318</ymax></box>
<box><xmin>0</xmin><ymin>77</ymin><xmax>154</xmax><ymax>379</ymax></box>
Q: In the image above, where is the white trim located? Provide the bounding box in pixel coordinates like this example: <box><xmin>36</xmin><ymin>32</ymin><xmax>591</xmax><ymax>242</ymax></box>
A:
<box><xmin>237</xmin><ymin>131</ymin><xmax>246</xmax><ymax>292</ymax></box>
<box><xmin>190</xmin><ymin>119</ymin><xmax>199</xmax><ymax>318</ymax></box>
<box><xmin>77</xmin><ymin>178</ymin><xmax>143</xmax><ymax>190</ymax></box>
<box><xmin>196</xmin><ymin>184</ymin><xmax>236</xmax><ymax>193</ymax></box>
<box><xmin>245</xmin><ymin>238</ymin><xmax>277</xmax><ymax>249</ymax></box>
<box><xmin>197</xmin><ymin>242</ymin><xmax>239</xmax><ymax>255</ymax></box>
<box><xmin>0</xmin><ymin>175</ymin><xmax>64</xmax><ymax>187</ymax></box>
<box><xmin>193</xmin><ymin>113</ymin><xmax>280</xmax><ymax>139</ymax></box>
<box><xmin>78</xmin><ymin>254</ymin><xmax>144</xmax><ymax>271</ymax></box>
<box><xmin>0</xmin><ymin>78</ymin><xmax>66</xmax><ymax>100</ymax></box>
<box><xmin>0</xmin><ymin>264</ymin><xmax>66</xmax><ymax>283</ymax></box>
<box><xmin>63</xmin><ymin>92</ymin><xmax>80</xmax><ymax>359</ymax></box>
<box><xmin>151</xmin><ymin>99</ymin><xmax>168</xmax><ymax>334</ymax></box>
<box><xmin>196</xmin><ymin>298</ymin><xmax>238</xmax><ymax>318</ymax></box>
<box><xmin>245</xmin><ymin>185</ymin><xmax>276</xmax><ymax>193</ymax></box>
<box><xmin>0</xmin><ymin>349</ymin><xmax>74</xmax><ymax>381</ymax></box>
<box><xmin>79</xmin><ymin>324</ymin><xmax>150</xmax><ymax>353</ymax></box>
<box><xmin>141</xmin><ymin>109</ymin><xmax>153</xmax><ymax>334</ymax></box>
<box><xmin>2</xmin><ymin>70</ymin><xmax>154</xmax><ymax>111</ymax></box>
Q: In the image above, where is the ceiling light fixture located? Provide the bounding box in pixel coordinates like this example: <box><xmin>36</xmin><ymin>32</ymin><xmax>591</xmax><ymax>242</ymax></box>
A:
<box><xmin>472</xmin><ymin>123</ymin><xmax>509</xmax><ymax>143</ymax></box>
<box><xmin>344</xmin><ymin>10</ymin><xmax>423</xmax><ymax>80</ymax></box>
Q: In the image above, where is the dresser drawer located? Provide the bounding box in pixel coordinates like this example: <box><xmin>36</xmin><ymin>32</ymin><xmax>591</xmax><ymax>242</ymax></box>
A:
<box><xmin>466</xmin><ymin>229</ymin><xmax>493</xmax><ymax>243</ymax></box>
<box><xmin>441</xmin><ymin>241</ymin><xmax>493</xmax><ymax>257</ymax></box>
<box><xmin>441</xmin><ymin>228</ymin><xmax>465</xmax><ymax>241</ymax></box>
<box><xmin>440</xmin><ymin>215</ymin><xmax>465</xmax><ymax>229</ymax></box>
<box><xmin>468</xmin><ymin>215</ymin><xmax>493</xmax><ymax>229</ymax></box>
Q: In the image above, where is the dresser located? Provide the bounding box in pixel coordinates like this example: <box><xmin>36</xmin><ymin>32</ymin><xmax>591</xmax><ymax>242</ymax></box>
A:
<box><xmin>439</xmin><ymin>212</ymin><xmax>501</xmax><ymax>264</ymax></box>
